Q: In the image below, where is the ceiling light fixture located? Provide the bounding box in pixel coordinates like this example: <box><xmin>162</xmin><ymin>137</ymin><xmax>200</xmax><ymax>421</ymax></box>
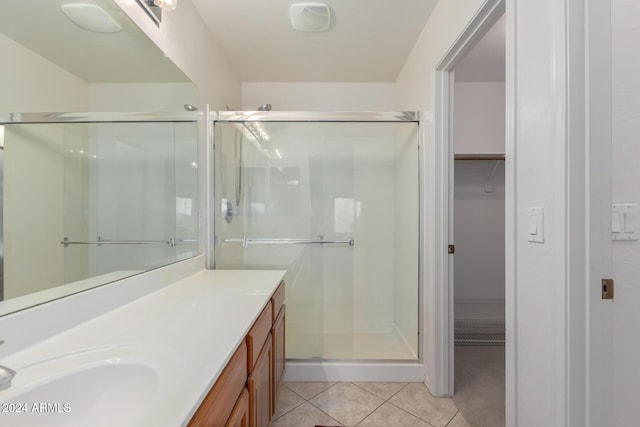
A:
<box><xmin>60</xmin><ymin>4</ymin><xmax>122</xmax><ymax>33</ymax></box>
<box><xmin>152</xmin><ymin>0</ymin><xmax>178</xmax><ymax>12</ymax></box>
<box><xmin>289</xmin><ymin>3</ymin><xmax>331</xmax><ymax>32</ymax></box>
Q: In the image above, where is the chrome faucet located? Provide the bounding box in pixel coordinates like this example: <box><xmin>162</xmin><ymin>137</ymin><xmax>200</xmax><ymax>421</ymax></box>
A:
<box><xmin>0</xmin><ymin>341</ymin><xmax>16</xmax><ymax>391</ymax></box>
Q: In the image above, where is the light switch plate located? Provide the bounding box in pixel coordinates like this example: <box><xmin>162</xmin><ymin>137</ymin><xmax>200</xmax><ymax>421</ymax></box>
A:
<box><xmin>612</xmin><ymin>203</ymin><xmax>639</xmax><ymax>241</ymax></box>
<box><xmin>527</xmin><ymin>207</ymin><xmax>544</xmax><ymax>243</ymax></box>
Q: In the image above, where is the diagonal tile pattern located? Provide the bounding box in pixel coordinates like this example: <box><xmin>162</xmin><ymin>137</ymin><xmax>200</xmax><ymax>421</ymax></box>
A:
<box><xmin>271</xmin><ymin>402</ymin><xmax>343</xmax><ymax>427</ymax></box>
<box><xmin>285</xmin><ymin>382</ymin><xmax>336</xmax><ymax>400</ymax></box>
<box><xmin>357</xmin><ymin>402</ymin><xmax>433</xmax><ymax>427</ymax></box>
<box><xmin>274</xmin><ymin>381</ymin><xmax>469</xmax><ymax>427</ymax></box>
<box><xmin>273</xmin><ymin>386</ymin><xmax>306</xmax><ymax>420</ymax></box>
<box><xmin>389</xmin><ymin>383</ymin><xmax>459</xmax><ymax>427</ymax></box>
<box><xmin>309</xmin><ymin>382</ymin><xmax>384</xmax><ymax>426</ymax></box>
<box><xmin>352</xmin><ymin>382</ymin><xmax>407</xmax><ymax>400</ymax></box>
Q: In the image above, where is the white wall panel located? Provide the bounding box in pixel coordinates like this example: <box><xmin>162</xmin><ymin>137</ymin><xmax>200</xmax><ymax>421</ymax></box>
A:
<box><xmin>611</xmin><ymin>1</ymin><xmax>640</xmax><ymax>424</ymax></box>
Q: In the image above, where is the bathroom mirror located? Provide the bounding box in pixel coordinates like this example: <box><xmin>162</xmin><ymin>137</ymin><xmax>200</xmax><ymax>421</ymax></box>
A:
<box><xmin>0</xmin><ymin>0</ymin><xmax>199</xmax><ymax>316</ymax></box>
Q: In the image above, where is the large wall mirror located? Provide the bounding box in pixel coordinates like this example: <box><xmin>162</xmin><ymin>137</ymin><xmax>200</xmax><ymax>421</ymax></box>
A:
<box><xmin>0</xmin><ymin>0</ymin><xmax>199</xmax><ymax>316</ymax></box>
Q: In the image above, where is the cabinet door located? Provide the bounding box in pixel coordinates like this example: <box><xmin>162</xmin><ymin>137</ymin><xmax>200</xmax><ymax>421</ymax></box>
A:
<box><xmin>271</xmin><ymin>305</ymin><xmax>285</xmax><ymax>416</ymax></box>
<box><xmin>248</xmin><ymin>333</ymin><xmax>272</xmax><ymax>427</ymax></box>
<box><xmin>226</xmin><ymin>388</ymin><xmax>249</xmax><ymax>427</ymax></box>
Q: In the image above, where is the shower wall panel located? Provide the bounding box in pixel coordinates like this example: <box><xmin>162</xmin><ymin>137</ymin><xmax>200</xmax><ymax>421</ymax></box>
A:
<box><xmin>214</xmin><ymin>120</ymin><xmax>419</xmax><ymax>361</ymax></box>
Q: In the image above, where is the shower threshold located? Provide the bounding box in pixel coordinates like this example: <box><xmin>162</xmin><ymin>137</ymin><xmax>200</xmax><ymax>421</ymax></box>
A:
<box><xmin>284</xmin><ymin>359</ymin><xmax>424</xmax><ymax>382</ymax></box>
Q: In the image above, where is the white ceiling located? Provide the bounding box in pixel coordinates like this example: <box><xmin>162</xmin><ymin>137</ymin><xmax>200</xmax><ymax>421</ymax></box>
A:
<box><xmin>454</xmin><ymin>15</ymin><xmax>505</xmax><ymax>82</ymax></box>
<box><xmin>2</xmin><ymin>0</ymin><xmax>503</xmax><ymax>85</ymax></box>
<box><xmin>191</xmin><ymin>0</ymin><xmax>439</xmax><ymax>82</ymax></box>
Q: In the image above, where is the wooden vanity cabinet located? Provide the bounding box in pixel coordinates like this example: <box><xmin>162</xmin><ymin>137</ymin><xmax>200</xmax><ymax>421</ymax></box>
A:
<box><xmin>271</xmin><ymin>304</ymin><xmax>285</xmax><ymax>416</ymax></box>
<box><xmin>189</xmin><ymin>281</ymin><xmax>285</xmax><ymax>427</ymax></box>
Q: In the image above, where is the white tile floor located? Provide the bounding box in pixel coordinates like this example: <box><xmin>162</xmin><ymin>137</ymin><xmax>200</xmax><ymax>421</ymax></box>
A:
<box><xmin>273</xmin><ymin>382</ymin><xmax>470</xmax><ymax>427</ymax></box>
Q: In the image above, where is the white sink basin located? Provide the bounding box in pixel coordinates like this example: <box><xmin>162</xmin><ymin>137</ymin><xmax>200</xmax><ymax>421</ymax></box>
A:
<box><xmin>0</xmin><ymin>345</ymin><xmax>181</xmax><ymax>427</ymax></box>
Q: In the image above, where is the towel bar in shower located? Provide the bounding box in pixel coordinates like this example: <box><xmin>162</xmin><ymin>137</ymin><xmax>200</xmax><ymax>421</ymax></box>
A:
<box><xmin>218</xmin><ymin>237</ymin><xmax>355</xmax><ymax>247</ymax></box>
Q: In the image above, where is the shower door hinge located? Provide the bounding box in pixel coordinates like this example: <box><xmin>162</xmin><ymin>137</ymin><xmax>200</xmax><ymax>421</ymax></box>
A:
<box><xmin>602</xmin><ymin>279</ymin><xmax>614</xmax><ymax>300</ymax></box>
<box><xmin>448</xmin><ymin>244</ymin><xmax>455</xmax><ymax>254</ymax></box>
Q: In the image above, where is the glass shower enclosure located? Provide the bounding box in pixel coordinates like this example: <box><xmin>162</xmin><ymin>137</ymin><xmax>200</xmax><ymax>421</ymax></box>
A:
<box><xmin>213</xmin><ymin>112</ymin><xmax>420</xmax><ymax>374</ymax></box>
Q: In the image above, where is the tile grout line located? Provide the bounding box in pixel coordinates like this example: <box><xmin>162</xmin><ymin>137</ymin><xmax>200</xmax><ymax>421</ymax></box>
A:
<box><xmin>385</xmin><ymin>400</ymin><xmax>438</xmax><ymax>427</ymax></box>
<box><xmin>349</xmin><ymin>381</ymin><xmax>389</xmax><ymax>427</ymax></box>
<box><xmin>444</xmin><ymin>410</ymin><xmax>461</xmax><ymax>427</ymax></box>
<box><xmin>349</xmin><ymin>381</ymin><xmax>413</xmax><ymax>426</ymax></box>
<box><xmin>283</xmin><ymin>382</ymin><xmax>338</xmax><ymax>401</ymax></box>
<box><xmin>385</xmin><ymin>382</ymin><xmax>411</xmax><ymax>401</ymax></box>
<box><xmin>275</xmin><ymin>384</ymin><xmax>344</xmax><ymax>426</ymax></box>
<box><xmin>271</xmin><ymin>396</ymin><xmax>305</xmax><ymax>422</ymax></box>
<box><xmin>273</xmin><ymin>383</ymin><xmax>319</xmax><ymax>422</ymax></box>
<box><xmin>307</xmin><ymin>401</ymin><xmax>346</xmax><ymax>427</ymax></box>
<box><xmin>306</xmin><ymin>382</ymin><xmax>390</xmax><ymax>427</ymax></box>
<box><xmin>287</xmin><ymin>382</ymin><xmax>345</xmax><ymax>426</ymax></box>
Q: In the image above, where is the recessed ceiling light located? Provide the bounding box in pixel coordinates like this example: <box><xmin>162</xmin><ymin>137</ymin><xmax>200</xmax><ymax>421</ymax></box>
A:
<box><xmin>289</xmin><ymin>3</ymin><xmax>331</xmax><ymax>32</ymax></box>
<box><xmin>61</xmin><ymin>4</ymin><xmax>122</xmax><ymax>33</ymax></box>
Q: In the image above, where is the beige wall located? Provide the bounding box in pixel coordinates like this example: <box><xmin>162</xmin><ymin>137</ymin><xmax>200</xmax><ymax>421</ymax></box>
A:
<box><xmin>88</xmin><ymin>83</ymin><xmax>198</xmax><ymax>112</ymax></box>
<box><xmin>112</xmin><ymin>0</ymin><xmax>241</xmax><ymax>110</ymax></box>
<box><xmin>241</xmin><ymin>82</ymin><xmax>396</xmax><ymax>111</ymax></box>
<box><xmin>395</xmin><ymin>0</ymin><xmax>487</xmax><ymax>110</ymax></box>
<box><xmin>0</xmin><ymin>34</ymin><xmax>88</xmax><ymax>112</ymax></box>
<box><xmin>3</xmin><ymin>125</ymin><xmax>66</xmax><ymax>298</ymax></box>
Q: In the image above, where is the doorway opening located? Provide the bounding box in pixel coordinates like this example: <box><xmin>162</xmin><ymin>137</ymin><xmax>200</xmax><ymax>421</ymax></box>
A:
<box><xmin>447</xmin><ymin>11</ymin><xmax>506</xmax><ymax>427</ymax></box>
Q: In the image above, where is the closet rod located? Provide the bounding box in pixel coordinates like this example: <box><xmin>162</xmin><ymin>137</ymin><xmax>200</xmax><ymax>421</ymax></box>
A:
<box><xmin>454</xmin><ymin>154</ymin><xmax>505</xmax><ymax>160</ymax></box>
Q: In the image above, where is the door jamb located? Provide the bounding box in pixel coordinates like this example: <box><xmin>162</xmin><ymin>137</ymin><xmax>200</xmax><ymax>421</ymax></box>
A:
<box><xmin>430</xmin><ymin>0</ymin><xmax>505</xmax><ymax>397</ymax></box>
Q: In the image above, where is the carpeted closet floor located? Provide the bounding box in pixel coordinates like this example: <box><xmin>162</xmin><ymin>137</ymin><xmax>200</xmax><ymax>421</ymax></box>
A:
<box><xmin>452</xmin><ymin>345</ymin><xmax>505</xmax><ymax>427</ymax></box>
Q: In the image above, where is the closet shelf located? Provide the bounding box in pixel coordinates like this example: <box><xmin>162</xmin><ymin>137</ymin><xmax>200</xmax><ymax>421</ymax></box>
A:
<box><xmin>454</xmin><ymin>153</ymin><xmax>505</xmax><ymax>160</ymax></box>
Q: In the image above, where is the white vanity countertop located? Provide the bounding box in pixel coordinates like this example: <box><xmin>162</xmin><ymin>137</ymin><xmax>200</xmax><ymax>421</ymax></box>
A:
<box><xmin>0</xmin><ymin>269</ymin><xmax>286</xmax><ymax>427</ymax></box>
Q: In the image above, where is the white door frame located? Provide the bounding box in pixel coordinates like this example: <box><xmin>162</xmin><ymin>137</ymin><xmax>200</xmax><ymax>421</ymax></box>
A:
<box><xmin>429</xmin><ymin>0</ymin><xmax>505</xmax><ymax>397</ymax></box>
<box><xmin>430</xmin><ymin>1</ymin><xmax>611</xmax><ymax>425</ymax></box>
<box><xmin>586</xmin><ymin>0</ymin><xmax>612</xmax><ymax>425</ymax></box>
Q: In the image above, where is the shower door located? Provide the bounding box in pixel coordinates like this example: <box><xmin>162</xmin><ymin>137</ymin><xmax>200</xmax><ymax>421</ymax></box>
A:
<box><xmin>214</xmin><ymin>115</ymin><xmax>420</xmax><ymax>361</ymax></box>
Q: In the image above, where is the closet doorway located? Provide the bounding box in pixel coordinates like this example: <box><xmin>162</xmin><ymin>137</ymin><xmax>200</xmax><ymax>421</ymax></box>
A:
<box><xmin>450</xmin><ymin>14</ymin><xmax>506</xmax><ymax>427</ymax></box>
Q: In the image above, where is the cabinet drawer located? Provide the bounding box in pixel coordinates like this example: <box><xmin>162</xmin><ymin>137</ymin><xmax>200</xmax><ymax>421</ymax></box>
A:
<box><xmin>246</xmin><ymin>301</ymin><xmax>272</xmax><ymax>373</ymax></box>
<box><xmin>189</xmin><ymin>342</ymin><xmax>248</xmax><ymax>427</ymax></box>
<box><xmin>271</xmin><ymin>281</ymin><xmax>285</xmax><ymax>320</ymax></box>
